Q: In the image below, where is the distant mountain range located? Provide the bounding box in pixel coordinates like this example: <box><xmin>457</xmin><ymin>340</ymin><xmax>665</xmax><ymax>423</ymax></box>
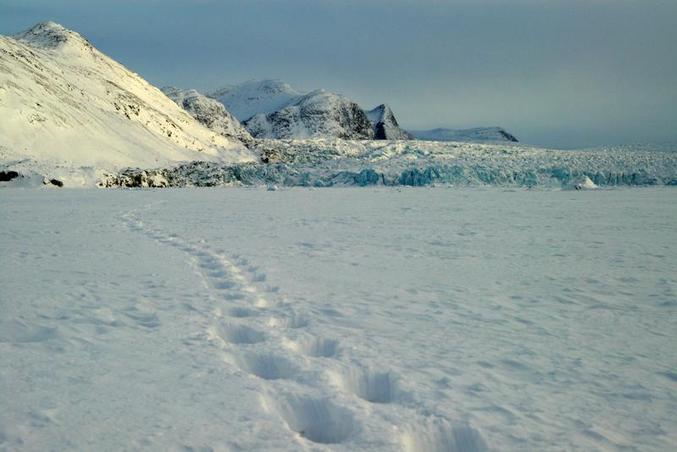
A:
<box><xmin>204</xmin><ymin>79</ymin><xmax>518</xmax><ymax>142</ymax></box>
<box><xmin>0</xmin><ymin>21</ymin><xmax>519</xmax><ymax>181</ymax></box>
<box><xmin>409</xmin><ymin>127</ymin><xmax>519</xmax><ymax>143</ymax></box>
<box><xmin>208</xmin><ymin>80</ymin><xmax>411</xmax><ymax>140</ymax></box>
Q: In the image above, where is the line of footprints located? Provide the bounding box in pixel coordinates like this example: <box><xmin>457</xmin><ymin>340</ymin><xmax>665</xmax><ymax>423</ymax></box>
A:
<box><xmin>123</xmin><ymin>210</ymin><xmax>488</xmax><ymax>451</ymax></box>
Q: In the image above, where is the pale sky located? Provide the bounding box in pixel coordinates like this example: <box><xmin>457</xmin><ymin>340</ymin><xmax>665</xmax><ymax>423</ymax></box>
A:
<box><xmin>2</xmin><ymin>0</ymin><xmax>676</xmax><ymax>148</ymax></box>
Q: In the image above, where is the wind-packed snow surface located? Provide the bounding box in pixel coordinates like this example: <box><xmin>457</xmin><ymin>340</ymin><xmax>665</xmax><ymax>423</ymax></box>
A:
<box><xmin>1</xmin><ymin>188</ymin><xmax>676</xmax><ymax>451</ymax></box>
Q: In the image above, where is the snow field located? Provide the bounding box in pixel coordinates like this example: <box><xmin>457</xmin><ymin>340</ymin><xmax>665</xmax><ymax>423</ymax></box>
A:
<box><xmin>121</xmin><ymin>202</ymin><xmax>487</xmax><ymax>450</ymax></box>
<box><xmin>1</xmin><ymin>187</ymin><xmax>676</xmax><ymax>450</ymax></box>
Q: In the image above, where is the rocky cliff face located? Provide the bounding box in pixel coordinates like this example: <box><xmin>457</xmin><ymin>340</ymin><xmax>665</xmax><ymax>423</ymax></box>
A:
<box><xmin>366</xmin><ymin>104</ymin><xmax>412</xmax><ymax>140</ymax></box>
<box><xmin>244</xmin><ymin>90</ymin><xmax>374</xmax><ymax>140</ymax></box>
<box><xmin>162</xmin><ymin>87</ymin><xmax>254</xmax><ymax>147</ymax></box>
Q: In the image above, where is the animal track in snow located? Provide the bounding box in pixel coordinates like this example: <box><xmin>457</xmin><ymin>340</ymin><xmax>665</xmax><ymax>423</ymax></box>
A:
<box><xmin>267</xmin><ymin>310</ymin><xmax>310</xmax><ymax>329</ymax></box>
<box><xmin>401</xmin><ymin>417</ymin><xmax>489</xmax><ymax>452</ymax></box>
<box><xmin>289</xmin><ymin>336</ymin><xmax>340</xmax><ymax>358</ymax></box>
<box><xmin>216</xmin><ymin>323</ymin><xmax>266</xmax><ymax>345</ymax></box>
<box><xmin>268</xmin><ymin>394</ymin><xmax>357</xmax><ymax>444</ymax></box>
<box><xmin>230</xmin><ymin>351</ymin><xmax>299</xmax><ymax>380</ymax></box>
<box><xmin>122</xmin><ymin>208</ymin><xmax>489</xmax><ymax>449</ymax></box>
<box><xmin>330</xmin><ymin>367</ymin><xmax>401</xmax><ymax>404</ymax></box>
<box><xmin>228</xmin><ymin>307</ymin><xmax>257</xmax><ymax>318</ymax></box>
<box><xmin>123</xmin><ymin>211</ymin><xmax>269</xmax><ymax>311</ymax></box>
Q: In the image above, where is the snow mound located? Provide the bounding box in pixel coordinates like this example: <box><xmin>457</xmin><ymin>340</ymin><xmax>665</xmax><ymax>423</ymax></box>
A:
<box><xmin>244</xmin><ymin>90</ymin><xmax>374</xmax><ymax>140</ymax></box>
<box><xmin>0</xmin><ymin>22</ymin><xmax>255</xmax><ymax>176</ymax></box>
<box><xmin>162</xmin><ymin>87</ymin><xmax>254</xmax><ymax>147</ymax></box>
<box><xmin>410</xmin><ymin>127</ymin><xmax>519</xmax><ymax>143</ymax></box>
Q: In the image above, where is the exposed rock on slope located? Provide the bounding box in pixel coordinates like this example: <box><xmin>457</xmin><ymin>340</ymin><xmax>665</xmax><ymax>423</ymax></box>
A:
<box><xmin>210</xmin><ymin>79</ymin><xmax>413</xmax><ymax>141</ymax></box>
<box><xmin>410</xmin><ymin>127</ymin><xmax>519</xmax><ymax>143</ymax></box>
<box><xmin>162</xmin><ymin>87</ymin><xmax>254</xmax><ymax>147</ymax></box>
<box><xmin>0</xmin><ymin>21</ymin><xmax>254</xmax><ymax>170</ymax></box>
<box><xmin>243</xmin><ymin>90</ymin><xmax>374</xmax><ymax>140</ymax></box>
<box><xmin>366</xmin><ymin>104</ymin><xmax>412</xmax><ymax>140</ymax></box>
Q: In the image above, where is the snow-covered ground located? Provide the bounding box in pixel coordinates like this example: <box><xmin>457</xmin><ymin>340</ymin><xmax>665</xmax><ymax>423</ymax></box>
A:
<box><xmin>1</xmin><ymin>188</ymin><xmax>676</xmax><ymax>451</ymax></box>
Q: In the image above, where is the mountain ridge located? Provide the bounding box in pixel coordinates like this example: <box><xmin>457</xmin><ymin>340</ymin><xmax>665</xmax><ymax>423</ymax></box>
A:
<box><xmin>409</xmin><ymin>127</ymin><xmax>519</xmax><ymax>143</ymax></box>
<box><xmin>0</xmin><ymin>21</ymin><xmax>254</xmax><ymax>174</ymax></box>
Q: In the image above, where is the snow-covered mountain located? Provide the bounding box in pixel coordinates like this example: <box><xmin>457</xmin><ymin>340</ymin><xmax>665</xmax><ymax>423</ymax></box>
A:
<box><xmin>366</xmin><ymin>104</ymin><xmax>412</xmax><ymax>140</ymax></box>
<box><xmin>243</xmin><ymin>89</ymin><xmax>374</xmax><ymax>140</ymax></box>
<box><xmin>409</xmin><ymin>127</ymin><xmax>519</xmax><ymax>143</ymax></box>
<box><xmin>161</xmin><ymin>87</ymin><xmax>254</xmax><ymax>147</ymax></box>
<box><xmin>209</xmin><ymin>79</ymin><xmax>412</xmax><ymax>141</ymax></box>
<box><xmin>209</xmin><ymin>80</ymin><xmax>302</xmax><ymax>122</ymax></box>
<box><xmin>0</xmin><ymin>21</ymin><xmax>254</xmax><ymax>173</ymax></box>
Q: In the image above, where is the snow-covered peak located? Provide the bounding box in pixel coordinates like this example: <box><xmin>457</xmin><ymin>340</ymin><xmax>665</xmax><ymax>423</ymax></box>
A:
<box><xmin>244</xmin><ymin>89</ymin><xmax>374</xmax><ymax>140</ymax></box>
<box><xmin>366</xmin><ymin>104</ymin><xmax>412</xmax><ymax>140</ymax></box>
<box><xmin>290</xmin><ymin>89</ymin><xmax>345</xmax><ymax>108</ymax></box>
<box><xmin>209</xmin><ymin>79</ymin><xmax>303</xmax><ymax>121</ymax></box>
<box><xmin>0</xmin><ymin>23</ymin><xmax>255</xmax><ymax>175</ymax></box>
<box><xmin>14</xmin><ymin>21</ymin><xmax>91</xmax><ymax>51</ymax></box>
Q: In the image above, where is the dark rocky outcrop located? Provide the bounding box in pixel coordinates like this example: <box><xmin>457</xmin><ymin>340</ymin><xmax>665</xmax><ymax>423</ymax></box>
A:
<box><xmin>0</xmin><ymin>170</ymin><xmax>20</xmax><ymax>182</ymax></box>
<box><xmin>366</xmin><ymin>105</ymin><xmax>412</xmax><ymax>140</ymax></box>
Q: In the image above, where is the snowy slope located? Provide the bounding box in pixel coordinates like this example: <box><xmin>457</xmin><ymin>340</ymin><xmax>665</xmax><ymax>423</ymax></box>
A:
<box><xmin>162</xmin><ymin>87</ymin><xmax>254</xmax><ymax>147</ymax></box>
<box><xmin>410</xmin><ymin>127</ymin><xmax>519</xmax><ymax>143</ymax></box>
<box><xmin>244</xmin><ymin>90</ymin><xmax>374</xmax><ymax>140</ymax></box>
<box><xmin>366</xmin><ymin>104</ymin><xmax>412</xmax><ymax>140</ymax></box>
<box><xmin>209</xmin><ymin>79</ymin><xmax>302</xmax><ymax>121</ymax></box>
<box><xmin>0</xmin><ymin>22</ymin><xmax>254</xmax><ymax>174</ymax></box>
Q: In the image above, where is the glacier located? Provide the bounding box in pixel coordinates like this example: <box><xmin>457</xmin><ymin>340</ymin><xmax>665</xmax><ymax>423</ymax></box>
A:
<box><xmin>92</xmin><ymin>140</ymin><xmax>677</xmax><ymax>189</ymax></box>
